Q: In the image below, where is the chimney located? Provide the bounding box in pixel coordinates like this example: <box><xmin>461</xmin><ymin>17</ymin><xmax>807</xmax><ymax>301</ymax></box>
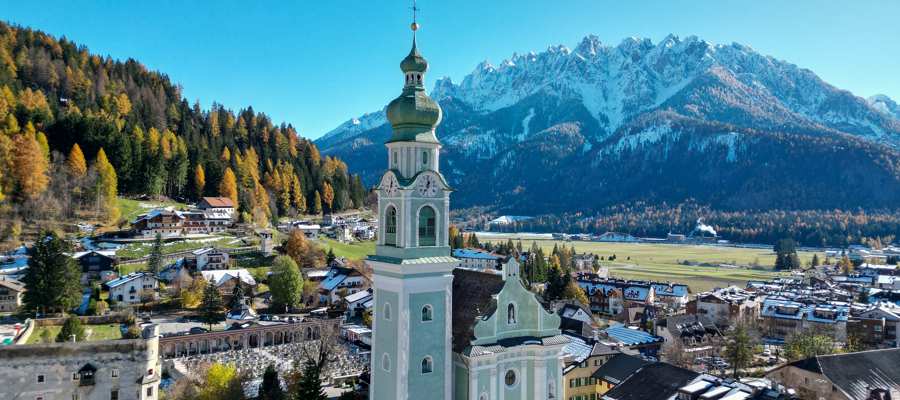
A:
<box><xmin>70</xmin><ymin>334</ymin><xmax>76</xmax><ymax>342</ymax></box>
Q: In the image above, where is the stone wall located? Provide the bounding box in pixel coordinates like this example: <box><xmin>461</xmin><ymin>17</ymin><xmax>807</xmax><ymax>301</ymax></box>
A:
<box><xmin>32</xmin><ymin>314</ymin><xmax>130</xmax><ymax>328</ymax></box>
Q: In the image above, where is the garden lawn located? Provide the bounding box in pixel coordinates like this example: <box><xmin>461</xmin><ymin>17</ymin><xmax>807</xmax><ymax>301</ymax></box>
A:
<box><xmin>317</xmin><ymin>237</ymin><xmax>375</xmax><ymax>260</ymax></box>
<box><xmin>116</xmin><ymin>198</ymin><xmax>189</xmax><ymax>221</ymax></box>
<box><xmin>26</xmin><ymin>324</ymin><xmax>122</xmax><ymax>344</ymax></box>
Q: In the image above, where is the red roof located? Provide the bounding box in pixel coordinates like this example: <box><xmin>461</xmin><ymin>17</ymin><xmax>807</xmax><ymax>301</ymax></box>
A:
<box><xmin>199</xmin><ymin>197</ymin><xmax>236</xmax><ymax>208</ymax></box>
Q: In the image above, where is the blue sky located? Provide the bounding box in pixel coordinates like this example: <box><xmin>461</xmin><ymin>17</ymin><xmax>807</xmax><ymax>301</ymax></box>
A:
<box><xmin>4</xmin><ymin>0</ymin><xmax>898</xmax><ymax>140</ymax></box>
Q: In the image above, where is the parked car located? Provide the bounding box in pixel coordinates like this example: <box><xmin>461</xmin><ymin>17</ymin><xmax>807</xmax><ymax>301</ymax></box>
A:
<box><xmin>762</xmin><ymin>349</ymin><xmax>771</xmax><ymax>357</ymax></box>
<box><xmin>260</xmin><ymin>315</ymin><xmax>270</xmax><ymax>321</ymax></box>
<box><xmin>189</xmin><ymin>327</ymin><xmax>207</xmax><ymax>334</ymax></box>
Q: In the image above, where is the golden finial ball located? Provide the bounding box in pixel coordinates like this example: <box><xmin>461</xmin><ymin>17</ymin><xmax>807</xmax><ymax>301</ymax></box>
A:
<box><xmin>411</xmin><ymin>22</ymin><xmax>419</xmax><ymax>31</ymax></box>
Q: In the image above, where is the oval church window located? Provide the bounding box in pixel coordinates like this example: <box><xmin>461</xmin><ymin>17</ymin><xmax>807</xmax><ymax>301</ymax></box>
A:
<box><xmin>505</xmin><ymin>369</ymin><xmax>517</xmax><ymax>388</ymax></box>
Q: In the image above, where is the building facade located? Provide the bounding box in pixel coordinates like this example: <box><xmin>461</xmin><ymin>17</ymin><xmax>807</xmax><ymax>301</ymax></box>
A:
<box><xmin>0</xmin><ymin>325</ymin><xmax>161</xmax><ymax>400</ymax></box>
<box><xmin>0</xmin><ymin>276</ymin><xmax>23</xmax><ymax>312</ymax></box>
<box><xmin>108</xmin><ymin>272</ymin><xmax>160</xmax><ymax>304</ymax></box>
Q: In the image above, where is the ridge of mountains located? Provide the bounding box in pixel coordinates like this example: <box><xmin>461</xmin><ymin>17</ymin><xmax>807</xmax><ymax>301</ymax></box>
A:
<box><xmin>317</xmin><ymin>34</ymin><xmax>900</xmax><ymax>218</ymax></box>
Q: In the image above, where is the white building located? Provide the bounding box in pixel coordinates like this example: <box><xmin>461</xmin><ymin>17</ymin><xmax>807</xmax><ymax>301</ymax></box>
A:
<box><xmin>318</xmin><ymin>266</ymin><xmax>368</xmax><ymax>304</ymax></box>
<box><xmin>108</xmin><ymin>272</ymin><xmax>160</xmax><ymax>304</ymax></box>
<box><xmin>453</xmin><ymin>249</ymin><xmax>502</xmax><ymax>270</ymax></box>
<box><xmin>196</xmin><ymin>196</ymin><xmax>236</xmax><ymax>218</ymax></box>
<box><xmin>192</xmin><ymin>247</ymin><xmax>229</xmax><ymax>270</ymax></box>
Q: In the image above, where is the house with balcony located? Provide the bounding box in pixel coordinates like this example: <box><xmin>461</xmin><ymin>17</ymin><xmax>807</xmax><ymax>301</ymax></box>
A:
<box><xmin>192</xmin><ymin>247</ymin><xmax>229</xmax><ymax>270</ymax></box>
<box><xmin>73</xmin><ymin>250</ymin><xmax>118</xmax><ymax>284</ymax></box>
<box><xmin>453</xmin><ymin>249</ymin><xmax>502</xmax><ymax>270</ymax></box>
<box><xmin>760</xmin><ymin>299</ymin><xmax>850</xmax><ymax>341</ymax></box>
<box><xmin>107</xmin><ymin>272</ymin><xmax>160</xmax><ymax>304</ymax></box>
<box><xmin>196</xmin><ymin>196</ymin><xmax>236</xmax><ymax>218</ymax></box>
<box><xmin>130</xmin><ymin>209</ymin><xmax>186</xmax><ymax>239</ymax></box>
<box><xmin>654</xmin><ymin>314</ymin><xmax>722</xmax><ymax>359</ymax></box>
<box><xmin>685</xmin><ymin>286</ymin><xmax>761</xmax><ymax>326</ymax></box>
<box><xmin>317</xmin><ymin>266</ymin><xmax>369</xmax><ymax>305</ymax></box>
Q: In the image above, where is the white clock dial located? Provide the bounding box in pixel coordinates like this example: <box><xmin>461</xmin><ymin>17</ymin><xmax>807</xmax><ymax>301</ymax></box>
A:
<box><xmin>382</xmin><ymin>174</ymin><xmax>399</xmax><ymax>197</ymax></box>
<box><xmin>417</xmin><ymin>174</ymin><xmax>438</xmax><ymax>198</ymax></box>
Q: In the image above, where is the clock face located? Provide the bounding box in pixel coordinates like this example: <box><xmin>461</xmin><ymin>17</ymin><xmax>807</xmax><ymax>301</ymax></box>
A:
<box><xmin>417</xmin><ymin>173</ymin><xmax>439</xmax><ymax>198</ymax></box>
<box><xmin>382</xmin><ymin>174</ymin><xmax>399</xmax><ymax>197</ymax></box>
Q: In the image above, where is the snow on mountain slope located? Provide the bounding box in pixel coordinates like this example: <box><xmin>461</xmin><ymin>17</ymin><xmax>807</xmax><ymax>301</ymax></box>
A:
<box><xmin>316</xmin><ymin>108</ymin><xmax>387</xmax><ymax>149</ymax></box>
<box><xmin>868</xmin><ymin>94</ymin><xmax>900</xmax><ymax>121</ymax></box>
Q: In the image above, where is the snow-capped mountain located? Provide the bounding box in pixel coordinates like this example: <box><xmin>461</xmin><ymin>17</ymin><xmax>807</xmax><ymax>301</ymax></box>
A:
<box><xmin>868</xmin><ymin>94</ymin><xmax>900</xmax><ymax>121</ymax></box>
<box><xmin>316</xmin><ymin>34</ymin><xmax>900</xmax><ymax>215</ymax></box>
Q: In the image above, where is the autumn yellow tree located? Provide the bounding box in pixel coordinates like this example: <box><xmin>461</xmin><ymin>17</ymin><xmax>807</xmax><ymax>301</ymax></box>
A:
<box><xmin>67</xmin><ymin>143</ymin><xmax>87</xmax><ymax>179</ymax></box>
<box><xmin>193</xmin><ymin>164</ymin><xmax>205</xmax><ymax>200</ymax></box>
<box><xmin>95</xmin><ymin>148</ymin><xmax>118</xmax><ymax>202</ymax></box>
<box><xmin>220</xmin><ymin>146</ymin><xmax>230</xmax><ymax>164</ymax></box>
<box><xmin>12</xmin><ymin>125</ymin><xmax>49</xmax><ymax>200</ymax></box>
<box><xmin>321</xmin><ymin>182</ymin><xmax>334</xmax><ymax>211</ymax></box>
<box><xmin>291</xmin><ymin>176</ymin><xmax>305</xmax><ymax>214</ymax></box>
<box><xmin>219</xmin><ymin>167</ymin><xmax>238</xmax><ymax>205</ymax></box>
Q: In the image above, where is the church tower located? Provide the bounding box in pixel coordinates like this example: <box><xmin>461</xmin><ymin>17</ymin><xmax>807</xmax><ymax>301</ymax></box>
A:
<box><xmin>366</xmin><ymin>17</ymin><xmax>458</xmax><ymax>400</ymax></box>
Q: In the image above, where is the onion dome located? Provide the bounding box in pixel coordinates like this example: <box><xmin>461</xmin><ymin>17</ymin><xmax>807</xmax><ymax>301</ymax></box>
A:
<box><xmin>386</xmin><ymin>38</ymin><xmax>442</xmax><ymax>144</ymax></box>
<box><xmin>400</xmin><ymin>37</ymin><xmax>429</xmax><ymax>73</ymax></box>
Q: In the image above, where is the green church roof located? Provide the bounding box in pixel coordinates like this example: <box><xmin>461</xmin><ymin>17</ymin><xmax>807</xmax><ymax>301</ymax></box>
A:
<box><xmin>385</xmin><ymin>37</ymin><xmax>442</xmax><ymax>144</ymax></box>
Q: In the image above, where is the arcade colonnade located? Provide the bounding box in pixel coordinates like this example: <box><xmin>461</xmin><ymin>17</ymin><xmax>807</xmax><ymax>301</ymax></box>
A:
<box><xmin>158</xmin><ymin>320</ymin><xmax>340</xmax><ymax>359</ymax></box>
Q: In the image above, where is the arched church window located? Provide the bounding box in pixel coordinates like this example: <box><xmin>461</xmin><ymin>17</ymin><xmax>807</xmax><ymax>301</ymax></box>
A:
<box><xmin>507</xmin><ymin>303</ymin><xmax>516</xmax><ymax>324</ymax></box>
<box><xmin>422</xmin><ymin>305</ymin><xmax>433</xmax><ymax>322</ymax></box>
<box><xmin>417</xmin><ymin>74</ymin><xmax>422</xmax><ymax>83</ymax></box>
<box><xmin>479</xmin><ymin>394</ymin><xmax>488</xmax><ymax>400</ymax></box>
<box><xmin>385</xmin><ymin>207</ymin><xmax>397</xmax><ymax>246</ymax></box>
<box><xmin>548</xmin><ymin>380</ymin><xmax>556</xmax><ymax>398</ymax></box>
<box><xmin>382</xmin><ymin>353</ymin><xmax>391</xmax><ymax>371</ymax></box>
<box><xmin>418</xmin><ymin>206</ymin><xmax>436</xmax><ymax>247</ymax></box>
<box><xmin>383</xmin><ymin>302</ymin><xmax>391</xmax><ymax>321</ymax></box>
<box><xmin>392</xmin><ymin>151</ymin><xmax>398</xmax><ymax>165</ymax></box>
<box><xmin>421</xmin><ymin>356</ymin><xmax>433</xmax><ymax>374</ymax></box>
<box><xmin>422</xmin><ymin>150</ymin><xmax>428</xmax><ymax>165</ymax></box>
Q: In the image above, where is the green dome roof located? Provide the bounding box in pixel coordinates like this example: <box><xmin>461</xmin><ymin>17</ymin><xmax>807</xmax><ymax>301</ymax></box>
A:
<box><xmin>400</xmin><ymin>37</ymin><xmax>429</xmax><ymax>73</ymax></box>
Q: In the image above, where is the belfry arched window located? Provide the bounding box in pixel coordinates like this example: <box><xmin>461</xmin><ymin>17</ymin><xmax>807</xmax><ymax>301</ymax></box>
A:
<box><xmin>421</xmin><ymin>356</ymin><xmax>433</xmax><ymax>374</ymax></box>
<box><xmin>382</xmin><ymin>353</ymin><xmax>391</xmax><ymax>371</ymax></box>
<box><xmin>418</xmin><ymin>206</ymin><xmax>436</xmax><ymax>247</ymax></box>
<box><xmin>422</xmin><ymin>305</ymin><xmax>433</xmax><ymax>322</ymax></box>
<box><xmin>507</xmin><ymin>303</ymin><xmax>517</xmax><ymax>324</ymax></box>
<box><xmin>385</xmin><ymin>207</ymin><xmax>397</xmax><ymax>246</ymax></box>
<box><xmin>383</xmin><ymin>302</ymin><xmax>392</xmax><ymax>321</ymax></box>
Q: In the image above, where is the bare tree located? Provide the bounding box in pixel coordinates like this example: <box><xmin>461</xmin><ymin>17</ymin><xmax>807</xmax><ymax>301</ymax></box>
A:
<box><xmin>660</xmin><ymin>337</ymin><xmax>694</xmax><ymax>369</ymax></box>
<box><xmin>299</xmin><ymin>323</ymin><xmax>344</xmax><ymax>375</ymax></box>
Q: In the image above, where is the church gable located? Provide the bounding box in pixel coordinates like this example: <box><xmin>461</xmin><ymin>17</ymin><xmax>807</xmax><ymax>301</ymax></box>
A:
<box><xmin>471</xmin><ymin>258</ymin><xmax>561</xmax><ymax>346</ymax></box>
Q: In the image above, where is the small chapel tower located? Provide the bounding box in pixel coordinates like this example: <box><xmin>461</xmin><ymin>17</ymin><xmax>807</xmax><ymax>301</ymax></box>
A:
<box><xmin>366</xmin><ymin>13</ymin><xmax>458</xmax><ymax>400</ymax></box>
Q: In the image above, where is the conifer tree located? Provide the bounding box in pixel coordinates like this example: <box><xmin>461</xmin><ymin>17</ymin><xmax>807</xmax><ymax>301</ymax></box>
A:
<box><xmin>56</xmin><ymin>315</ymin><xmax>87</xmax><ymax>342</ymax></box>
<box><xmin>220</xmin><ymin>146</ymin><xmax>231</xmax><ymax>163</ymax></box>
<box><xmin>312</xmin><ymin>190</ymin><xmax>322</xmax><ymax>215</ymax></box>
<box><xmin>321</xmin><ymin>182</ymin><xmax>334</xmax><ymax>211</ymax></box>
<box><xmin>259</xmin><ymin>363</ymin><xmax>284</xmax><ymax>400</ymax></box>
<box><xmin>291</xmin><ymin>176</ymin><xmax>306</xmax><ymax>213</ymax></box>
<box><xmin>95</xmin><ymin>148</ymin><xmax>118</xmax><ymax>202</ymax></box>
<box><xmin>146</xmin><ymin>233</ymin><xmax>165</xmax><ymax>274</ymax></box>
<box><xmin>21</xmin><ymin>231</ymin><xmax>82</xmax><ymax>316</ymax></box>
<box><xmin>219</xmin><ymin>167</ymin><xmax>238</xmax><ymax>205</ymax></box>
<box><xmin>326</xmin><ymin>247</ymin><xmax>336</xmax><ymax>264</ymax></box>
<box><xmin>199</xmin><ymin>278</ymin><xmax>225</xmax><ymax>330</ymax></box>
<box><xmin>194</xmin><ymin>163</ymin><xmax>205</xmax><ymax>200</ymax></box>
<box><xmin>296</xmin><ymin>358</ymin><xmax>327</xmax><ymax>400</ymax></box>
<box><xmin>227</xmin><ymin>277</ymin><xmax>245</xmax><ymax>310</ymax></box>
<box><xmin>12</xmin><ymin>124</ymin><xmax>49</xmax><ymax>200</ymax></box>
<box><xmin>67</xmin><ymin>143</ymin><xmax>87</xmax><ymax>179</ymax></box>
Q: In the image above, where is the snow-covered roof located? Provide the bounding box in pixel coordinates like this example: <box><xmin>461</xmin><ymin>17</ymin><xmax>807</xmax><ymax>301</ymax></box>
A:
<box><xmin>604</xmin><ymin>324</ymin><xmax>662</xmax><ymax>346</ymax></box>
<box><xmin>200</xmin><ymin>269</ymin><xmax>256</xmax><ymax>287</ymax></box>
<box><xmin>345</xmin><ymin>288</ymin><xmax>373</xmax><ymax>304</ymax></box>
<box><xmin>192</xmin><ymin>247</ymin><xmax>225</xmax><ymax>256</ymax></box>
<box><xmin>650</xmin><ymin>283</ymin><xmax>688</xmax><ymax>297</ymax></box>
<box><xmin>319</xmin><ymin>269</ymin><xmax>349</xmax><ymax>291</ymax></box>
<box><xmin>107</xmin><ymin>272</ymin><xmax>157</xmax><ymax>288</ymax></box>
<box><xmin>453</xmin><ymin>249</ymin><xmax>501</xmax><ymax>260</ymax></box>
<box><xmin>560</xmin><ymin>333</ymin><xmax>593</xmax><ymax>371</ymax></box>
<box><xmin>72</xmin><ymin>250</ymin><xmax>116</xmax><ymax>259</ymax></box>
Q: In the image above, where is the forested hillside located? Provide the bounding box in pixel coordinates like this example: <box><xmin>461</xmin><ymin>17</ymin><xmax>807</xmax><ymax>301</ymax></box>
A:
<box><xmin>0</xmin><ymin>21</ymin><xmax>366</xmax><ymax>246</ymax></box>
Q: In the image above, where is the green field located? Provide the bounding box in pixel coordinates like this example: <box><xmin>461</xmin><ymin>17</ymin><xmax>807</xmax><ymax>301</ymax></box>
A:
<box><xmin>116</xmin><ymin>198</ymin><xmax>189</xmax><ymax>221</ymax></box>
<box><xmin>317</xmin><ymin>237</ymin><xmax>376</xmax><ymax>260</ymax></box>
<box><xmin>115</xmin><ymin>236</ymin><xmax>238</xmax><ymax>259</ymax></box>
<box><xmin>26</xmin><ymin>324</ymin><xmax>123</xmax><ymax>344</ymax></box>
<box><xmin>475</xmin><ymin>234</ymin><xmax>819</xmax><ymax>293</ymax></box>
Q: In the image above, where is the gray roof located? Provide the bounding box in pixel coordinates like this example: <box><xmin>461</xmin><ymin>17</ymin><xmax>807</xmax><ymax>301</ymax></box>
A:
<box><xmin>601</xmin><ymin>363</ymin><xmax>700</xmax><ymax>400</ymax></box>
<box><xmin>785</xmin><ymin>348</ymin><xmax>900</xmax><ymax>399</ymax></box>
<box><xmin>451</xmin><ymin>268</ymin><xmax>505</xmax><ymax>353</ymax></box>
<box><xmin>591</xmin><ymin>354</ymin><xmax>649</xmax><ymax>384</ymax></box>
<box><xmin>461</xmin><ymin>335</ymin><xmax>571</xmax><ymax>357</ymax></box>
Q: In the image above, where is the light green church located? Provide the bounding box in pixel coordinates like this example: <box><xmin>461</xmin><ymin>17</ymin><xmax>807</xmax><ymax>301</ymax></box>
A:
<box><xmin>366</xmin><ymin>25</ymin><xmax>569</xmax><ymax>400</ymax></box>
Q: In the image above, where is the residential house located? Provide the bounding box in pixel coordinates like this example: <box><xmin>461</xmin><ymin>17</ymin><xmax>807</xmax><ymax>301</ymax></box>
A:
<box><xmin>602</xmin><ymin>324</ymin><xmax>663</xmax><ymax>357</ymax></box>
<box><xmin>685</xmin><ymin>286</ymin><xmax>761</xmax><ymax>326</ymax></box>
<box><xmin>192</xmin><ymin>247</ymin><xmax>229</xmax><ymax>270</ymax></box>
<box><xmin>0</xmin><ymin>276</ymin><xmax>24</xmax><ymax>313</ymax></box>
<box><xmin>654</xmin><ymin>315</ymin><xmax>722</xmax><ymax>359</ymax></box>
<box><xmin>851</xmin><ymin>301</ymin><xmax>900</xmax><ymax>346</ymax></box>
<box><xmin>674</xmin><ymin>375</ymin><xmax>793</xmax><ymax>400</ymax></box>
<box><xmin>649</xmin><ymin>283</ymin><xmax>691</xmax><ymax>310</ymax></box>
<box><xmin>766</xmin><ymin>348</ymin><xmax>900</xmax><ymax>400</ymax></box>
<box><xmin>196</xmin><ymin>196</ymin><xmax>236</xmax><ymax>218</ymax></box>
<box><xmin>561</xmin><ymin>337</ymin><xmax>627</xmax><ymax>400</ymax></box>
<box><xmin>600</xmin><ymin>363</ymin><xmax>700</xmax><ymax>400</ymax></box>
<box><xmin>317</xmin><ymin>266</ymin><xmax>368</xmax><ymax>304</ymax></box>
<box><xmin>453</xmin><ymin>249</ymin><xmax>502</xmax><ymax>270</ymax></box>
<box><xmin>107</xmin><ymin>272</ymin><xmax>160</xmax><ymax>304</ymax></box>
<box><xmin>200</xmin><ymin>269</ymin><xmax>256</xmax><ymax>294</ymax></box>
<box><xmin>591</xmin><ymin>354</ymin><xmax>650</xmax><ymax>396</ymax></box>
<box><xmin>760</xmin><ymin>299</ymin><xmax>850</xmax><ymax>341</ymax></box>
<box><xmin>130</xmin><ymin>209</ymin><xmax>186</xmax><ymax>239</ymax></box>
<box><xmin>73</xmin><ymin>250</ymin><xmax>117</xmax><ymax>284</ymax></box>
<box><xmin>579</xmin><ymin>282</ymin><xmax>623</xmax><ymax>315</ymax></box>
<box><xmin>345</xmin><ymin>288</ymin><xmax>373</xmax><ymax>318</ymax></box>
<box><xmin>342</xmin><ymin>324</ymin><xmax>372</xmax><ymax>346</ymax></box>
<box><xmin>575</xmin><ymin>253</ymin><xmax>597</xmax><ymax>270</ymax></box>
<box><xmin>596</xmin><ymin>232</ymin><xmax>639</xmax><ymax>243</ymax></box>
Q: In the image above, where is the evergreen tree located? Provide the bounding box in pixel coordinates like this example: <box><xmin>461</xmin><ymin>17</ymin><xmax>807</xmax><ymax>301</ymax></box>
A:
<box><xmin>857</xmin><ymin>290</ymin><xmax>870</xmax><ymax>304</ymax></box>
<box><xmin>258</xmin><ymin>363</ymin><xmax>284</xmax><ymax>400</ymax></box>
<box><xmin>67</xmin><ymin>143</ymin><xmax>87</xmax><ymax>179</ymax></box>
<box><xmin>811</xmin><ymin>254</ymin><xmax>820</xmax><ymax>267</ymax></box>
<box><xmin>296</xmin><ymin>358</ymin><xmax>327</xmax><ymax>400</ymax></box>
<box><xmin>326</xmin><ymin>247</ymin><xmax>336</xmax><ymax>264</ymax></box>
<box><xmin>21</xmin><ymin>231</ymin><xmax>82</xmax><ymax>316</ymax></box>
<box><xmin>312</xmin><ymin>190</ymin><xmax>323</xmax><ymax>215</ymax></box>
<box><xmin>199</xmin><ymin>278</ymin><xmax>225</xmax><ymax>330</ymax></box>
<box><xmin>723</xmin><ymin>319</ymin><xmax>756</xmax><ymax>378</ymax></box>
<box><xmin>56</xmin><ymin>315</ymin><xmax>87</xmax><ymax>342</ymax></box>
<box><xmin>227</xmin><ymin>277</ymin><xmax>245</xmax><ymax>310</ymax></box>
<box><xmin>774</xmin><ymin>252</ymin><xmax>787</xmax><ymax>270</ymax></box>
<box><xmin>146</xmin><ymin>233</ymin><xmax>164</xmax><ymax>274</ymax></box>
<box><xmin>468</xmin><ymin>233</ymin><xmax>480</xmax><ymax>248</ymax></box>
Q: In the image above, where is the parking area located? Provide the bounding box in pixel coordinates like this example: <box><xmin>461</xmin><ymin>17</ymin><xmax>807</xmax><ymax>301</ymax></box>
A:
<box><xmin>147</xmin><ymin>314</ymin><xmax>319</xmax><ymax>336</ymax></box>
